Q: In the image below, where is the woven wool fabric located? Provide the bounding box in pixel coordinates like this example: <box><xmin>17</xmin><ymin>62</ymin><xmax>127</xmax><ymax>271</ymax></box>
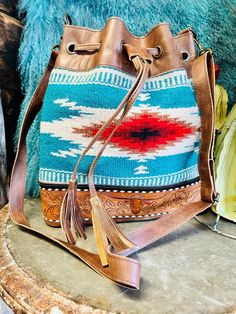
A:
<box><xmin>16</xmin><ymin>0</ymin><xmax>236</xmax><ymax>195</ymax></box>
<box><xmin>39</xmin><ymin>66</ymin><xmax>200</xmax><ymax>188</ymax></box>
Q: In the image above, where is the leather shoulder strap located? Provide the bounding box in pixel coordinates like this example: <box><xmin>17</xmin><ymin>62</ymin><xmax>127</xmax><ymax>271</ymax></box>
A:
<box><xmin>192</xmin><ymin>52</ymin><xmax>216</xmax><ymax>202</ymax></box>
<box><xmin>9</xmin><ymin>50</ymin><xmax>58</xmax><ymax>226</ymax></box>
<box><xmin>9</xmin><ymin>51</ymin><xmax>214</xmax><ymax>289</ymax></box>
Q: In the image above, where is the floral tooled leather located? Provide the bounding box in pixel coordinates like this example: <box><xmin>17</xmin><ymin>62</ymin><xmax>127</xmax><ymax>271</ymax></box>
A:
<box><xmin>41</xmin><ymin>182</ymin><xmax>200</xmax><ymax>226</ymax></box>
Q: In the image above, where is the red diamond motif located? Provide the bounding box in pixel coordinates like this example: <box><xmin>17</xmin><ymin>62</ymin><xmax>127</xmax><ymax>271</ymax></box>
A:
<box><xmin>73</xmin><ymin>112</ymin><xmax>198</xmax><ymax>155</ymax></box>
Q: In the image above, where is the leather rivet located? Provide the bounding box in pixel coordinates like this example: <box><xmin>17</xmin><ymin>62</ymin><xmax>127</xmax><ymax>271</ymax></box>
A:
<box><xmin>130</xmin><ymin>194</ymin><xmax>144</xmax><ymax>214</ymax></box>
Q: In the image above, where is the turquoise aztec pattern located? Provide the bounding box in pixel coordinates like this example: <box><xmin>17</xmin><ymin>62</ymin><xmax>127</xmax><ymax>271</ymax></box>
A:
<box><xmin>39</xmin><ymin>66</ymin><xmax>201</xmax><ymax>188</ymax></box>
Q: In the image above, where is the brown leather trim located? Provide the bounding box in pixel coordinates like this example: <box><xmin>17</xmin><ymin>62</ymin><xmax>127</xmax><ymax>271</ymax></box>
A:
<box><xmin>41</xmin><ymin>182</ymin><xmax>201</xmax><ymax>227</ymax></box>
<box><xmin>9</xmin><ymin>50</ymin><xmax>58</xmax><ymax>227</ymax></box>
<box><xmin>192</xmin><ymin>52</ymin><xmax>216</xmax><ymax>202</ymax></box>
<box><xmin>55</xmin><ymin>17</ymin><xmax>196</xmax><ymax>76</ymax></box>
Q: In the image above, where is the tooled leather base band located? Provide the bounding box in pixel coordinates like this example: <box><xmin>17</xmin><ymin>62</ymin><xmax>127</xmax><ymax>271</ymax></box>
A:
<box><xmin>41</xmin><ymin>182</ymin><xmax>201</xmax><ymax>226</ymax></box>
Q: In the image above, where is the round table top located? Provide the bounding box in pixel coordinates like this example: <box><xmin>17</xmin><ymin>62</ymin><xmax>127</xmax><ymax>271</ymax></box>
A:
<box><xmin>1</xmin><ymin>200</ymin><xmax>236</xmax><ymax>313</ymax></box>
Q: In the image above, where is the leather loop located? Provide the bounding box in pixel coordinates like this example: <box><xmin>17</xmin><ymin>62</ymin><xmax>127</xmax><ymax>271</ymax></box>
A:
<box><xmin>123</xmin><ymin>43</ymin><xmax>156</xmax><ymax>64</ymax></box>
<box><xmin>74</xmin><ymin>43</ymin><xmax>101</xmax><ymax>52</ymax></box>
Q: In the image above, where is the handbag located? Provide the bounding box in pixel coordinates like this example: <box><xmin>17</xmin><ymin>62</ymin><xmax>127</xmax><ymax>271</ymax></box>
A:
<box><xmin>9</xmin><ymin>17</ymin><xmax>218</xmax><ymax>289</ymax></box>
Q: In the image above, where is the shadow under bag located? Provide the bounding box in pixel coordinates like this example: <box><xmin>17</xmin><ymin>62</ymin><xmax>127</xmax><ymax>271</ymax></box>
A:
<box><xmin>9</xmin><ymin>17</ymin><xmax>218</xmax><ymax>289</ymax></box>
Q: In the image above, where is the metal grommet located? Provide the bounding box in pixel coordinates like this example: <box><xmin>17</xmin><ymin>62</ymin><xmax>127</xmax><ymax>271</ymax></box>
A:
<box><xmin>153</xmin><ymin>46</ymin><xmax>162</xmax><ymax>59</ymax></box>
<box><xmin>66</xmin><ymin>43</ymin><xmax>76</xmax><ymax>54</ymax></box>
<box><xmin>180</xmin><ymin>51</ymin><xmax>189</xmax><ymax>61</ymax></box>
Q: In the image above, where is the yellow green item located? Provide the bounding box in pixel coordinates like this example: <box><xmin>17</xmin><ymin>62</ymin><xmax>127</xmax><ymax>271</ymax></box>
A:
<box><xmin>214</xmin><ymin>85</ymin><xmax>228</xmax><ymax>130</ymax></box>
<box><xmin>213</xmin><ymin>104</ymin><xmax>236</xmax><ymax>222</ymax></box>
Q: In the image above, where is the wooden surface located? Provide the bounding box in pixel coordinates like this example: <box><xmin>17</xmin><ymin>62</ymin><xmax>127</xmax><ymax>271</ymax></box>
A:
<box><xmin>1</xmin><ymin>200</ymin><xmax>236</xmax><ymax>313</ymax></box>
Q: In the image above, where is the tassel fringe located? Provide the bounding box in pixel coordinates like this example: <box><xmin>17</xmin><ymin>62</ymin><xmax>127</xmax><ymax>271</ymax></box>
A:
<box><xmin>60</xmin><ymin>180</ymin><xmax>86</xmax><ymax>244</ymax></box>
<box><xmin>92</xmin><ymin>210</ymin><xmax>109</xmax><ymax>266</ymax></box>
<box><xmin>90</xmin><ymin>195</ymin><xmax>136</xmax><ymax>263</ymax></box>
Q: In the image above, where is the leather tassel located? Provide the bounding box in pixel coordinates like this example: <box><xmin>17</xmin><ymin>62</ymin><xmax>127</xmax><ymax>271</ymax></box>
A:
<box><xmin>60</xmin><ymin>187</ymin><xmax>77</xmax><ymax>244</ymax></box>
<box><xmin>70</xmin><ymin>180</ymin><xmax>87</xmax><ymax>240</ymax></box>
<box><xmin>92</xmin><ymin>210</ymin><xmax>109</xmax><ymax>266</ymax></box>
<box><xmin>60</xmin><ymin>180</ymin><xmax>86</xmax><ymax>244</ymax></box>
<box><xmin>90</xmin><ymin>195</ymin><xmax>136</xmax><ymax>256</ymax></box>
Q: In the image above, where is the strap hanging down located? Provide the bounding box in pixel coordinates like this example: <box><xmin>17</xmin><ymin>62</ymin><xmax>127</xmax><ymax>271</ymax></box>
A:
<box><xmin>9</xmin><ymin>48</ymin><xmax>214</xmax><ymax>289</ymax></box>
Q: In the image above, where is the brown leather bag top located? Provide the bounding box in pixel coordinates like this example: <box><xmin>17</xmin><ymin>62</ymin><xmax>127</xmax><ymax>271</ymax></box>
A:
<box><xmin>56</xmin><ymin>19</ymin><xmax>197</xmax><ymax>75</ymax></box>
<box><xmin>9</xmin><ymin>17</ymin><xmax>217</xmax><ymax>289</ymax></box>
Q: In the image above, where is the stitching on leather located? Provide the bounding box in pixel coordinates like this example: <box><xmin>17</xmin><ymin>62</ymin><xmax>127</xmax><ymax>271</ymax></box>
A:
<box><xmin>65</xmin><ymin>19</ymin><xmax>169</xmax><ymax>39</ymax></box>
<box><xmin>41</xmin><ymin>232</ymin><xmax>139</xmax><ymax>287</ymax></box>
<box><xmin>40</xmin><ymin>180</ymin><xmax>200</xmax><ymax>193</ymax></box>
<box><xmin>108</xmin><ymin>253</ymin><xmax>140</xmax><ymax>267</ymax></box>
<box><xmin>136</xmin><ymin>204</ymin><xmax>208</xmax><ymax>246</ymax></box>
<box><xmin>56</xmin><ymin>235</ymin><xmax>140</xmax><ymax>286</ymax></box>
<box><xmin>175</xmin><ymin>32</ymin><xmax>192</xmax><ymax>40</ymax></box>
<box><xmin>127</xmin><ymin>201</ymin><xmax>208</xmax><ymax>242</ymax></box>
<box><xmin>65</xmin><ymin>19</ymin><xmax>193</xmax><ymax>42</ymax></box>
<box><xmin>193</xmin><ymin>54</ymin><xmax>214</xmax><ymax>200</ymax></box>
<box><xmin>54</xmin><ymin>66</ymin><xmax>188</xmax><ymax>80</ymax></box>
<box><xmin>15</xmin><ymin>73</ymin><xmax>47</xmax><ymax>212</ymax></box>
<box><xmin>54</xmin><ymin>63</ymin><xmax>189</xmax><ymax>78</ymax></box>
<box><xmin>43</xmin><ymin>211</ymin><xmax>169</xmax><ymax>223</ymax></box>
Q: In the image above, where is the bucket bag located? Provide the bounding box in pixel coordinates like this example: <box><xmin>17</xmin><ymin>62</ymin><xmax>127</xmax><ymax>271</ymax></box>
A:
<box><xmin>9</xmin><ymin>17</ymin><xmax>218</xmax><ymax>289</ymax></box>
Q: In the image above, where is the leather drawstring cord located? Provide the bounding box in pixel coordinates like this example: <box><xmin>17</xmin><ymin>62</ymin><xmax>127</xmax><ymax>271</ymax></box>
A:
<box><xmin>74</xmin><ymin>43</ymin><xmax>101</xmax><ymax>52</ymax></box>
<box><xmin>60</xmin><ymin>42</ymin><xmax>158</xmax><ymax>266</ymax></box>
